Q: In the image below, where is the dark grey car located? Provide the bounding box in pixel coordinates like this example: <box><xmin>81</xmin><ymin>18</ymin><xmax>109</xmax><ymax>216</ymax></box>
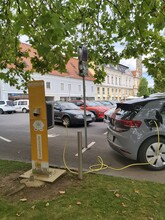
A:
<box><xmin>52</xmin><ymin>101</ymin><xmax>95</xmax><ymax>127</ymax></box>
<box><xmin>107</xmin><ymin>95</ymin><xmax>165</xmax><ymax>170</ymax></box>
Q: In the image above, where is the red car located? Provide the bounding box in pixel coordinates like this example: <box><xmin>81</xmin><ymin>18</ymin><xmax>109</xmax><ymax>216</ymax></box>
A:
<box><xmin>69</xmin><ymin>100</ymin><xmax>110</xmax><ymax>121</ymax></box>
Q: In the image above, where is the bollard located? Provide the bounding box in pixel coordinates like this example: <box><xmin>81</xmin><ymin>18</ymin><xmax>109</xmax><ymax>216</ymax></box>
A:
<box><xmin>77</xmin><ymin>131</ymin><xmax>83</xmax><ymax>180</ymax></box>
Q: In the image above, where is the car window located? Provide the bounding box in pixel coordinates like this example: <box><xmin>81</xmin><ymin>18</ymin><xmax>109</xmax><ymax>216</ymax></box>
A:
<box><xmin>54</xmin><ymin>103</ymin><xmax>60</xmax><ymax>109</ymax></box>
<box><xmin>0</xmin><ymin>101</ymin><xmax>5</xmax><ymax>105</ymax></box>
<box><xmin>6</xmin><ymin>101</ymin><xmax>14</xmax><ymax>106</ymax></box>
<box><xmin>20</xmin><ymin>101</ymin><xmax>27</xmax><ymax>105</ymax></box>
<box><xmin>59</xmin><ymin>102</ymin><xmax>80</xmax><ymax>110</ymax></box>
<box><xmin>76</xmin><ymin>102</ymin><xmax>83</xmax><ymax>106</ymax></box>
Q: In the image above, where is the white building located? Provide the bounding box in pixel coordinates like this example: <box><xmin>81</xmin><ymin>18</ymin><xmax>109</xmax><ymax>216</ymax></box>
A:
<box><xmin>0</xmin><ymin>43</ymin><xmax>95</xmax><ymax>101</ymax></box>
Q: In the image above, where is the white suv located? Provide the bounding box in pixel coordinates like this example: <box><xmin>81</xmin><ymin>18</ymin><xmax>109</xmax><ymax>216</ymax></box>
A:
<box><xmin>0</xmin><ymin>100</ymin><xmax>15</xmax><ymax>114</ymax></box>
<box><xmin>13</xmin><ymin>99</ymin><xmax>29</xmax><ymax>113</ymax></box>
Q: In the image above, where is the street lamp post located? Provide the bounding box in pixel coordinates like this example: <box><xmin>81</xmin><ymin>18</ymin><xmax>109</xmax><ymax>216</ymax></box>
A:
<box><xmin>78</xmin><ymin>45</ymin><xmax>88</xmax><ymax>149</ymax></box>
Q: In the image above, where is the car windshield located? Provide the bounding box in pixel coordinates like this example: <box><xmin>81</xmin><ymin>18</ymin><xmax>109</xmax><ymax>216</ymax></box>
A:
<box><xmin>86</xmin><ymin>101</ymin><xmax>99</xmax><ymax>107</ymax></box>
<box><xmin>100</xmin><ymin>101</ymin><xmax>115</xmax><ymax>106</ymax></box>
<box><xmin>59</xmin><ymin>102</ymin><xmax>80</xmax><ymax>110</ymax></box>
<box><xmin>92</xmin><ymin>101</ymin><xmax>103</xmax><ymax>106</ymax></box>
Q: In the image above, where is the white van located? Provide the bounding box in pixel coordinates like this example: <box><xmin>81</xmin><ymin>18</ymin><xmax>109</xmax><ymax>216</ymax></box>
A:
<box><xmin>14</xmin><ymin>99</ymin><xmax>29</xmax><ymax>113</ymax></box>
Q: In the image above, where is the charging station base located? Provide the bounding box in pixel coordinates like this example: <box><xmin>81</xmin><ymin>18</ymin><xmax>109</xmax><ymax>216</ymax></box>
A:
<box><xmin>20</xmin><ymin>168</ymin><xmax>66</xmax><ymax>183</ymax></box>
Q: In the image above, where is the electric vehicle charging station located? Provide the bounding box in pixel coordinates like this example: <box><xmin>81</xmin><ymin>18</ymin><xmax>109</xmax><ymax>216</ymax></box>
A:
<box><xmin>28</xmin><ymin>80</ymin><xmax>49</xmax><ymax>174</ymax></box>
<box><xmin>21</xmin><ymin>80</ymin><xmax>66</xmax><ymax>182</ymax></box>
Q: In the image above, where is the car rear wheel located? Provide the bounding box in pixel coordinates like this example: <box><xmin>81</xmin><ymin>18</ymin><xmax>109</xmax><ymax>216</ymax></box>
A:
<box><xmin>62</xmin><ymin>116</ymin><xmax>71</xmax><ymax>127</ymax></box>
<box><xmin>0</xmin><ymin>108</ymin><xmax>4</xmax><ymax>114</ymax></box>
<box><xmin>138</xmin><ymin>136</ymin><xmax>165</xmax><ymax>171</ymax></box>
<box><xmin>22</xmin><ymin>108</ymin><xmax>27</xmax><ymax>113</ymax></box>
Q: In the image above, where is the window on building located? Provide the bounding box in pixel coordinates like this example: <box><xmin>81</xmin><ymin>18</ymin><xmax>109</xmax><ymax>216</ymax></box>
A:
<box><xmin>107</xmin><ymin>88</ymin><xmax>110</xmax><ymax>95</ymax></box>
<box><xmin>97</xmin><ymin>87</ymin><xmax>100</xmax><ymax>94</ymax></box>
<box><xmin>119</xmin><ymin>77</ymin><xmax>121</xmax><ymax>85</ymax></box>
<box><xmin>102</xmin><ymin>87</ymin><xmax>105</xmax><ymax>94</ymax></box>
<box><xmin>78</xmin><ymin>85</ymin><xmax>81</xmax><ymax>92</ymax></box>
<box><xmin>46</xmin><ymin>82</ymin><xmax>50</xmax><ymax>89</ymax></box>
<box><xmin>61</xmin><ymin>83</ymin><xmax>64</xmax><ymax>91</ymax></box>
<box><xmin>115</xmin><ymin>77</ymin><xmax>117</xmax><ymax>85</ymax></box>
<box><xmin>91</xmin><ymin>86</ymin><xmax>94</xmax><ymax>92</ymax></box>
<box><xmin>107</xmin><ymin>76</ymin><xmax>110</xmax><ymax>84</ymax></box>
<box><xmin>111</xmin><ymin>76</ymin><xmax>114</xmax><ymax>84</ymax></box>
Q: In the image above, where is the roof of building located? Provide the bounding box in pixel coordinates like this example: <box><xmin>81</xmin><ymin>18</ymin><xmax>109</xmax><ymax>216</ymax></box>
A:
<box><xmin>19</xmin><ymin>43</ymin><xmax>94</xmax><ymax>81</ymax></box>
<box><xmin>132</xmin><ymin>70</ymin><xmax>137</xmax><ymax>77</ymax></box>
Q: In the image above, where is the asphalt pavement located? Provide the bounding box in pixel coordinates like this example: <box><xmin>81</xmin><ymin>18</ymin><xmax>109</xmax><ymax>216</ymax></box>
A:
<box><xmin>0</xmin><ymin>113</ymin><xmax>165</xmax><ymax>184</ymax></box>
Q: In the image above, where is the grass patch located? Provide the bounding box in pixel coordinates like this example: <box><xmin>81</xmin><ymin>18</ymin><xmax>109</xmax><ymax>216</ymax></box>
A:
<box><xmin>0</xmin><ymin>160</ymin><xmax>31</xmax><ymax>176</ymax></box>
<box><xmin>0</xmin><ymin>160</ymin><xmax>165</xmax><ymax>220</ymax></box>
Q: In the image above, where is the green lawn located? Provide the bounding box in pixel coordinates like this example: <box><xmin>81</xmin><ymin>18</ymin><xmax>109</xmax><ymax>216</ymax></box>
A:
<box><xmin>0</xmin><ymin>160</ymin><xmax>165</xmax><ymax>220</ymax></box>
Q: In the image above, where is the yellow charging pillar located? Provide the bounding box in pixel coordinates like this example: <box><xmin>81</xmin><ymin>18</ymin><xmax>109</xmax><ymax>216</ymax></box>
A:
<box><xmin>28</xmin><ymin>80</ymin><xmax>49</xmax><ymax>174</ymax></box>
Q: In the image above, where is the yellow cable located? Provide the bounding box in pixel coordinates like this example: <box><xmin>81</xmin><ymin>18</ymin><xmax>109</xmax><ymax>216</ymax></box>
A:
<box><xmin>63</xmin><ymin>121</ymin><xmax>161</xmax><ymax>175</ymax></box>
<box><xmin>62</xmin><ymin>124</ymin><xmax>78</xmax><ymax>174</ymax></box>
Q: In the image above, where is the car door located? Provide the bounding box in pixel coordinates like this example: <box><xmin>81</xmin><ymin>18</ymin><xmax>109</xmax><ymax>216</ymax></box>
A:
<box><xmin>15</xmin><ymin>101</ymin><xmax>22</xmax><ymax>112</ymax></box>
<box><xmin>53</xmin><ymin>102</ymin><xmax>63</xmax><ymax>122</ymax></box>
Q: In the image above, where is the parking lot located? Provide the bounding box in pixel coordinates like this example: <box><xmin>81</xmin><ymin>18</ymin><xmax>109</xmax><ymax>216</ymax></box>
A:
<box><xmin>0</xmin><ymin>113</ymin><xmax>165</xmax><ymax>183</ymax></box>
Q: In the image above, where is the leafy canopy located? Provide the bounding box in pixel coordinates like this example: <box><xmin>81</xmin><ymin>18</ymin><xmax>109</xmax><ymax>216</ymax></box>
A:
<box><xmin>0</xmin><ymin>0</ymin><xmax>164</xmax><ymax>90</ymax></box>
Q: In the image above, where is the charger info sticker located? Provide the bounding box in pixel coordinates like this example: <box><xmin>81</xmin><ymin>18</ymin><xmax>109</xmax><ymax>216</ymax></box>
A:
<box><xmin>33</xmin><ymin>120</ymin><xmax>44</xmax><ymax>131</ymax></box>
<box><xmin>36</xmin><ymin>134</ymin><xmax>43</xmax><ymax>160</ymax></box>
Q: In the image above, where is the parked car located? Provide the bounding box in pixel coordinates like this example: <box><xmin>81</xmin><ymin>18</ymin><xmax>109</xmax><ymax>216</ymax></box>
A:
<box><xmin>13</xmin><ymin>99</ymin><xmax>29</xmax><ymax>113</ymax></box>
<box><xmin>51</xmin><ymin>101</ymin><xmax>95</xmax><ymax>127</ymax></box>
<box><xmin>0</xmin><ymin>100</ymin><xmax>15</xmax><ymax>114</ymax></box>
<box><xmin>107</xmin><ymin>95</ymin><xmax>165</xmax><ymax>170</ymax></box>
<box><xmin>69</xmin><ymin>100</ymin><xmax>110</xmax><ymax>121</ymax></box>
<box><xmin>104</xmin><ymin>106</ymin><xmax>117</xmax><ymax>124</ymax></box>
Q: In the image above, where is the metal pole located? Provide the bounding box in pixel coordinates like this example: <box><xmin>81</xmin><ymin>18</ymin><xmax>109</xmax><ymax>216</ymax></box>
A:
<box><xmin>78</xmin><ymin>131</ymin><xmax>83</xmax><ymax>180</ymax></box>
<box><xmin>83</xmin><ymin>75</ymin><xmax>87</xmax><ymax>149</ymax></box>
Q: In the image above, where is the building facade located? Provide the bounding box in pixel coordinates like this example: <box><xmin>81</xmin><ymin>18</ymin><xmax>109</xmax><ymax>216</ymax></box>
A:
<box><xmin>0</xmin><ymin>43</ymin><xmax>96</xmax><ymax>101</ymax></box>
<box><xmin>0</xmin><ymin>72</ymin><xmax>95</xmax><ymax>101</ymax></box>
<box><xmin>95</xmin><ymin>62</ymin><xmax>141</xmax><ymax>101</ymax></box>
<box><xmin>0</xmin><ymin>43</ymin><xmax>141</xmax><ymax>102</ymax></box>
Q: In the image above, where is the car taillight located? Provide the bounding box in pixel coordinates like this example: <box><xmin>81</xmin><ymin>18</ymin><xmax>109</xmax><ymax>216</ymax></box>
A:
<box><xmin>117</xmin><ymin>119</ymin><xmax>142</xmax><ymax>128</ymax></box>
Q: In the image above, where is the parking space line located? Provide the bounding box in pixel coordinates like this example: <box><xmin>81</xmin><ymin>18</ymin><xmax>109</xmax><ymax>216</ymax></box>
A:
<box><xmin>48</xmin><ymin>134</ymin><xmax>60</xmax><ymax>138</ymax></box>
<box><xmin>75</xmin><ymin>141</ymin><xmax>96</xmax><ymax>156</ymax></box>
<box><xmin>0</xmin><ymin>136</ymin><xmax>12</xmax><ymax>142</ymax></box>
